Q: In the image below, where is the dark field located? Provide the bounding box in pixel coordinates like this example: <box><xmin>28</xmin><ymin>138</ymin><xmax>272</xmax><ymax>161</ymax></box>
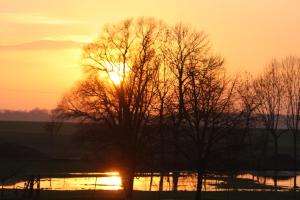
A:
<box><xmin>0</xmin><ymin>121</ymin><xmax>299</xmax><ymax>173</ymax></box>
<box><xmin>0</xmin><ymin>190</ymin><xmax>298</xmax><ymax>200</ymax></box>
<box><xmin>0</xmin><ymin>121</ymin><xmax>299</xmax><ymax>159</ymax></box>
<box><xmin>0</xmin><ymin>121</ymin><xmax>80</xmax><ymax>159</ymax></box>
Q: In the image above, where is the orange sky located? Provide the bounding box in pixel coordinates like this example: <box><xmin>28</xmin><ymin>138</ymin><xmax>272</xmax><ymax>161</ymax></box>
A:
<box><xmin>1</xmin><ymin>0</ymin><xmax>300</xmax><ymax>110</ymax></box>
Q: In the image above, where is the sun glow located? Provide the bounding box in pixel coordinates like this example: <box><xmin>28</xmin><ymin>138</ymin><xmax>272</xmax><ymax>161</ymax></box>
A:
<box><xmin>99</xmin><ymin>176</ymin><xmax>122</xmax><ymax>186</ymax></box>
<box><xmin>108</xmin><ymin>71</ymin><xmax>123</xmax><ymax>85</ymax></box>
<box><xmin>100</xmin><ymin>62</ymin><xmax>130</xmax><ymax>85</ymax></box>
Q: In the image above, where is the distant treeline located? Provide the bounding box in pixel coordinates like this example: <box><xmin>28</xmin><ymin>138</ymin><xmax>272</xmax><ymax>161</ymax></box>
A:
<box><xmin>0</xmin><ymin>108</ymin><xmax>50</xmax><ymax>121</ymax></box>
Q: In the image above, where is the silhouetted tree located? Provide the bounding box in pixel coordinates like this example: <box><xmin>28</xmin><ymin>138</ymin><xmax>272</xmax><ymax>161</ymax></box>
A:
<box><xmin>184</xmin><ymin>56</ymin><xmax>239</xmax><ymax>200</ymax></box>
<box><xmin>236</xmin><ymin>73</ymin><xmax>260</xmax><ymax>167</ymax></box>
<box><xmin>280</xmin><ymin>56</ymin><xmax>300</xmax><ymax>195</ymax></box>
<box><xmin>45</xmin><ymin>109</ymin><xmax>63</xmax><ymax>156</ymax></box>
<box><xmin>56</xmin><ymin>18</ymin><xmax>163</xmax><ymax>199</ymax></box>
<box><xmin>162</xmin><ymin>24</ymin><xmax>209</xmax><ymax>192</ymax></box>
<box><xmin>153</xmin><ymin>39</ymin><xmax>172</xmax><ymax>192</ymax></box>
<box><xmin>254</xmin><ymin>61</ymin><xmax>285</xmax><ymax>189</ymax></box>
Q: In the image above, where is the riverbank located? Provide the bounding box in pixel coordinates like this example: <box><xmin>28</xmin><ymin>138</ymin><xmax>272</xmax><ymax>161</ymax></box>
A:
<box><xmin>1</xmin><ymin>190</ymin><xmax>298</xmax><ymax>200</ymax></box>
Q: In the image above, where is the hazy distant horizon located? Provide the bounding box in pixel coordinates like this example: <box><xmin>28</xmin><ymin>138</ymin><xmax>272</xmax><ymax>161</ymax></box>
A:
<box><xmin>0</xmin><ymin>108</ymin><xmax>51</xmax><ymax>121</ymax></box>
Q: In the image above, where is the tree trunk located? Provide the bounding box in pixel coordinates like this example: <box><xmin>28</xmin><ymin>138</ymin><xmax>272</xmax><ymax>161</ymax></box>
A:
<box><xmin>125</xmin><ymin>176</ymin><xmax>134</xmax><ymax>200</ymax></box>
<box><xmin>293</xmin><ymin>132</ymin><xmax>297</xmax><ymax>195</ymax></box>
<box><xmin>273</xmin><ymin>135</ymin><xmax>278</xmax><ymax>191</ymax></box>
<box><xmin>123</xmin><ymin>170</ymin><xmax>135</xmax><ymax>200</ymax></box>
<box><xmin>259</xmin><ymin>131</ymin><xmax>269</xmax><ymax>169</ymax></box>
<box><xmin>172</xmin><ymin>128</ymin><xmax>179</xmax><ymax>192</ymax></box>
<box><xmin>159</xmin><ymin>111</ymin><xmax>165</xmax><ymax>193</ymax></box>
<box><xmin>159</xmin><ymin>174</ymin><xmax>164</xmax><ymax>191</ymax></box>
<box><xmin>195</xmin><ymin>169</ymin><xmax>203</xmax><ymax>200</ymax></box>
<box><xmin>172</xmin><ymin>171</ymin><xmax>179</xmax><ymax>192</ymax></box>
<box><xmin>149</xmin><ymin>173</ymin><xmax>153</xmax><ymax>191</ymax></box>
<box><xmin>274</xmin><ymin>136</ymin><xmax>278</xmax><ymax>167</ymax></box>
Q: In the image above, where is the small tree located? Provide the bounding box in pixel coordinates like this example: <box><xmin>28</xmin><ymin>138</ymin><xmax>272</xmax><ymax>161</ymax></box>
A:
<box><xmin>162</xmin><ymin>24</ymin><xmax>209</xmax><ymax>191</ymax></box>
<box><xmin>153</xmin><ymin>44</ymin><xmax>173</xmax><ymax>192</ymax></box>
<box><xmin>281</xmin><ymin>56</ymin><xmax>300</xmax><ymax>195</ymax></box>
<box><xmin>184</xmin><ymin>56</ymin><xmax>238</xmax><ymax>200</ymax></box>
<box><xmin>44</xmin><ymin>109</ymin><xmax>63</xmax><ymax>157</ymax></box>
<box><xmin>236</xmin><ymin>73</ymin><xmax>260</xmax><ymax>167</ymax></box>
<box><xmin>254</xmin><ymin>61</ymin><xmax>285</xmax><ymax>189</ymax></box>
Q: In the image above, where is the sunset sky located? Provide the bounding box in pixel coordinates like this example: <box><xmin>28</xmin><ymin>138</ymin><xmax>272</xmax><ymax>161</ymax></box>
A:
<box><xmin>1</xmin><ymin>0</ymin><xmax>300</xmax><ymax>110</ymax></box>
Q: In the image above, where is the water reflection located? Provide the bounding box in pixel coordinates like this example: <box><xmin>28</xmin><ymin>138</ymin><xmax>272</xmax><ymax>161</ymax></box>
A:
<box><xmin>4</xmin><ymin>172</ymin><xmax>122</xmax><ymax>191</ymax></box>
<box><xmin>3</xmin><ymin>171</ymin><xmax>299</xmax><ymax>192</ymax></box>
<box><xmin>237</xmin><ymin>172</ymin><xmax>300</xmax><ymax>191</ymax></box>
<box><xmin>133</xmin><ymin>174</ymin><xmax>225</xmax><ymax>191</ymax></box>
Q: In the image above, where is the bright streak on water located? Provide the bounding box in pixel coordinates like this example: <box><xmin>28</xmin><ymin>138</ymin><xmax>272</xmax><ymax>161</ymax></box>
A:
<box><xmin>3</xmin><ymin>171</ymin><xmax>300</xmax><ymax>192</ymax></box>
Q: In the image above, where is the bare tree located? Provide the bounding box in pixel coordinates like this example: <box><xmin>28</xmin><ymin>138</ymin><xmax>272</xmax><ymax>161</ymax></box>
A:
<box><xmin>236</xmin><ymin>73</ymin><xmax>260</xmax><ymax>167</ymax></box>
<box><xmin>153</xmin><ymin>42</ymin><xmax>173</xmax><ymax>192</ymax></box>
<box><xmin>281</xmin><ymin>56</ymin><xmax>300</xmax><ymax>195</ymax></box>
<box><xmin>237</xmin><ymin>73</ymin><xmax>260</xmax><ymax>131</ymax></box>
<box><xmin>56</xmin><ymin>18</ymin><xmax>163</xmax><ymax>199</ymax></box>
<box><xmin>44</xmin><ymin>109</ymin><xmax>63</xmax><ymax>156</ymax></box>
<box><xmin>184</xmin><ymin>56</ymin><xmax>238</xmax><ymax>200</ymax></box>
<box><xmin>162</xmin><ymin>24</ymin><xmax>209</xmax><ymax>191</ymax></box>
<box><xmin>254</xmin><ymin>60</ymin><xmax>285</xmax><ymax>189</ymax></box>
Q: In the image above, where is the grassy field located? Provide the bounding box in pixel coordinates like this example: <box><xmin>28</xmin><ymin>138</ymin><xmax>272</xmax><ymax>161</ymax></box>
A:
<box><xmin>0</xmin><ymin>121</ymin><xmax>83</xmax><ymax>159</ymax></box>
<box><xmin>0</xmin><ymin>190</ymin><xmax>298</xmax><ymax>200</ymax></box>
<box><xmin>0</xmin><ymin>121</ymin><xmax>299</xmax><ymax>175</ymax></box>
<box><xmin>0</xmin><ymin>121</ymin><xmax>299</xmax><ymax>158</ymax></box>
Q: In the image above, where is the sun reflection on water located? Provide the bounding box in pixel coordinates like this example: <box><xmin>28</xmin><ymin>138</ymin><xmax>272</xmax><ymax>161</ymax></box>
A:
<box><xmin>4</xmin><ymin>172</ymin><xmax>122</xmax><ymax>191</ymax></box>
<box><xmin>3</xmin><ymin>171</ymin><xmax>300</xmax><ymax>192</ymax></box>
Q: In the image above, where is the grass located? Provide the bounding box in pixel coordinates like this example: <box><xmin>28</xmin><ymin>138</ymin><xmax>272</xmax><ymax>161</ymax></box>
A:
<box><xmin>1</xmin><ymin>121</ymin><xmax>299</xmax><ymax>154</ymax></box>
<box><xmin>0</xmin><ymin>121</ymin><xmax>299</xmax><ymax>159</ymax></box>
<box><xmin>0</xmin><ymin>121</ymin><xmax>84</xmax><ymax>159</ymax></box>
<box><xmin>0</xmin><ymin>190</ymin><xmax>298</xmax><ymax>200</ymax></box>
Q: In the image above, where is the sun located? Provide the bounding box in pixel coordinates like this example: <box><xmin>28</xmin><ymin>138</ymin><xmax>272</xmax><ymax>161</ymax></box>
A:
<box><xmin>108</xmin><ymin>71</ymin><xmax>123</xmax><ymax>85</ymax></box>
<box><xmin>100</xmin><ymin>62</ymin><xmax>130</xmax><ymax>85</ymax></box>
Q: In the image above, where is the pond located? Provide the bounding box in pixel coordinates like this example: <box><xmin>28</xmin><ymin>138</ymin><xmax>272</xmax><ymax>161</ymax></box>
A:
<box><xmin>3</xmin><ymin>171</ymin><xmax>300</xmax><ymax>192</ymax></box>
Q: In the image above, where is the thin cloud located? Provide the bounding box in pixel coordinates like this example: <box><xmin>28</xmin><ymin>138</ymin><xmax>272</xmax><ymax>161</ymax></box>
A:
<box><xmin>0</xmin><ymin>40</ymin><xmax>87</xmax><ymax>51</ymax></box>
<box><xmin>0</xmin><ymin>13</ymin><xmax>87</xmax><ymax>25</ymax></box>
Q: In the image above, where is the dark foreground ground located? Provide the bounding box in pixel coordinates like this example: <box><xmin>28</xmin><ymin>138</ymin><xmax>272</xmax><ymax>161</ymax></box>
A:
<box><xmin>0</xmin><ymin>121</ymin><xmax>300</xmax><ymax>173</ymax></box>
<box><xmin>0</xmin><ymin>190</ymin><xmax>298</xmax><ymax>200</ymax></box>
